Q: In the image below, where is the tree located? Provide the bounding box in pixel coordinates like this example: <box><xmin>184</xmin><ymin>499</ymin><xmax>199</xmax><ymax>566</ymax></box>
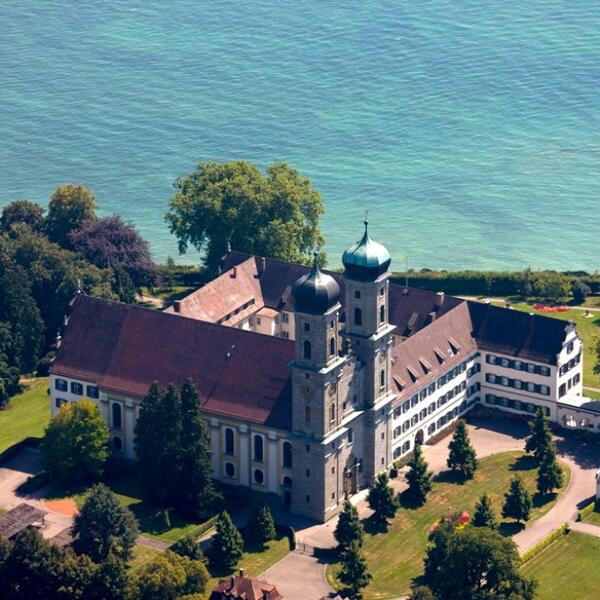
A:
<box><xmin>594</xmin><ymin>337</ymin><xmax>600</xmax><ymax>378</ymax></box>
<box><xmin>73</xmin><ymin>483</ymin><xmax>139</xmax><ymax>562</ymax></box>
<box><xmin>525</xmin><ymin>407</ymin><xmax>553</xmax><ymax>461</ymax></box>
<box><xmin>572</xmin><ymin>280</ymin><xmax>591</xmax><ymax>304</ymax></box>
<box><xmin>174</xmin><ymin>379</ymin><xmax>221</xmax><ymax>518</ymax></box>
<box><xmin>245</xmin><ymin>502</ymin><xmax>276</xmax><ymax>546</ymax></box>
<box><xmin>408</xmin><ymin>587</ymin><xmax>436</xmax><ymax>600</ymax></box>
<box><xmin>334</xmin><ymin>500</ymin><xmax>364</xmax><ymax>551</ymax></box>
<box><xmin>405</xmin><ymin>444</ymin><xmax>433</xmax><ymax>505</ymax></box>
<box><xmin>502</xmin><ymin>476</ymin><xmax>531</xmax><ymax>524</ymax></box>
<box><xmin>45</xmin><ymin>184</ymin><xmax>97</xmax><ymax>247</ymax></box>
<box><xmin>472</xmin><ymin>494</ymin><xmax>498</xmax><ymax>530</ymax></box>
<box><xmin>41</xmin><ymin>398</ymin><xmax>110</xmax><ymax>481</ymax></box>
<box><xmin>367</xmin><ymin>472</ymin><xmax>398</xmax><ymax>530</ymax></box>
<box><xmin>423</xmin><ymin>519</ymin><xmax>455</xmax><ymax>584</ymax></box>
<box><xmin>446</xmin><ymin>420</ymin><xmax>478</xmax><ymax>480</ymax></box>
<box><xmin>166</xmin><ymin>160</ymin><xmax>325</xmax><ymax>273</ymax></box>
<box><xmin>85</xmin><ymin>552</ymin><xmax>129</xmax><ymax>600</ymax></box>
<box><xmin>0</xmin><ymin>200</ymin><xmax>45</xmax><ymax>233</ymax></box>
<box><xmin>69</xmin><ymin>215</ymin><xmax>158</xmax><ymax>287</ymax></box>
<box><xmin>171</xmin><ymin>534</ymin><xmax>205</xmax><ymax>561</ymax></box>
<box><xmin>536</xmin><ymin>446</ymin><xmax>564</xmax><ymax>495</ymax></box>
<box><xmin>128</xmin><ymin>550</ymin><xmax>209</xmax><ymax>600</ymax></box>
<box><xmin>338</xmin><ymin>540</ymin><xmax>372</xmax><ymax>599</ymax></box>
<box><xmin>425</xmin><ymin>527</ymin><xmax>536</xmax><ymax>600</ymax></box>
<box><xmin>530</xmin><ymin>271</ymin><xmax>570</xmax><ymax>302</ymax></box>
<box><xmin>209</xmin><ymin>511</ymin><xmax>244</xmax><ymax>570</ymax></box>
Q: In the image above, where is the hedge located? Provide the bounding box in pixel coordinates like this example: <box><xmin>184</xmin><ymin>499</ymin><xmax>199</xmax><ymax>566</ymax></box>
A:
<box><xmin>520</xmin><ymin>523</ymin><xmax>570</xmax><ymax>565</ymax></box>
<box><xmin>577</xmin><ymin>499</ymin><xmax>598</xmax><ymax>522</ymax></box>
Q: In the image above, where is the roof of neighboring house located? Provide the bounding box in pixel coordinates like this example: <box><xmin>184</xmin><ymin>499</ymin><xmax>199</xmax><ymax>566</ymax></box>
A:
<box><xmin>0</xmin><ymin>503</ymin><xmax>47</xmax><ymax>540</ymax></box>
<box><xmin>210</xmin><ymin>572</ymin><xmax>282</xmax><ymax>600</ymax></box>
<box><xmin>53</xmin><ymin>295</ymin><xmax>294</xmax><ymax>429</ymax></box>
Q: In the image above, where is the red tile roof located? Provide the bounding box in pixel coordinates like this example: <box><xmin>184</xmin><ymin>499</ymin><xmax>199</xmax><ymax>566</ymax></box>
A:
<box><xmin>53</xmin><ymin>295</ymin><xmax>294</xmax><ymax>430</ymax></box>
<box><xmin>210</xmin><ymin>573</ymin><xmax>282</xmax><ymax>600</ymax></box>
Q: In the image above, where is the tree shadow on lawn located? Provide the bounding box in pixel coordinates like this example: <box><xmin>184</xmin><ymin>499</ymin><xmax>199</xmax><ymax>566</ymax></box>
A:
<box><xmin>532</xmin><ymin>491</ymin><xmax>557</xmax><ymax>510</ymax></box>
<box><xmin>432</xmin><ymin>469</ymin><xmax>467</xmax><ymax>485</ymax></box>
<box><xmin>509</xmin><ymin>455</ymin><xmax>537</xmax><ymax>472</ymax></box>
<box><xmin>362</xmin><ymin>514</ymin><xmax>392</xmax><ymax>536</ymax></box>
<box><xmin>398</xmin><ymin>490</ymin><xmax>427</xmax><ymax>511</ymax></box>
<box><xmin>498</xmin><ymin>521</ymin><xmax>525</xmax><ymax>536</ymax></box>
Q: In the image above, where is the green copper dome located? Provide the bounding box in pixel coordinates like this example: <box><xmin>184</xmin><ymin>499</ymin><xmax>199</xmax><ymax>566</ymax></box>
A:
<box><xmin>342</xmin><ymin>219</ymin><xmax>391</xmax><ymax>280</ymax></box>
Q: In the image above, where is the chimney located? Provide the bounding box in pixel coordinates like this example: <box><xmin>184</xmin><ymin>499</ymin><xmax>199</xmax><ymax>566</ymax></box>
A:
<box><xmin>426</xmin><ymin>311</ymin><xmax>436</xmax><ymax>324</ymax></box>
<box><xmin>239</xmin><ymin>568</ymin><xmax>245</xmax><ymax>578</ymax></box>
<box><xmin>231</xmin><ymin>266</ymin><xmax>237</xmax><ymax>279</ymax></box>
<box><xmin>258</xmin><ymin>256</ymin><xmax>266</xmax><ymax>277</ymax></box>
<box><xmin>435</xmin><ymin>291</ymin><xmax>445</xmax><ymax>308</ymax></box>
<box><xmin>173</xmin><ymin>300</ymin><xmax>181</xmax><ymax>313</ymax></box>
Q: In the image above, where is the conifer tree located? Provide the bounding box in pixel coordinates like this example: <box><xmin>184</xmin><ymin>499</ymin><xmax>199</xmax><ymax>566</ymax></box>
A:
<box><xmin>472</xmin><ymin>494</ymin><xmax>498</xmax><ymax>530</ymax></box>
<box><xmin>338</xmin><ymin>540</ymin><xmax>372</xmax><ymax>599</ymax></box>
<box><xmin>446</xmin><ymin>419</ymin><xmax>478</xmax><ymax>480</ymax></box>
<box><xmin>367</xmin><ymin>473</ymin><xmax>398</xmax><ymax>530</ymax></box>
<box><xmin>536</xmin><ymin>446</ymin><xmax>564</xmax><ymax>495</ymax></box>
<box><xmin>245</xmin><ymin>502</ymin><xmax>276</xmax><ymax>546</ymax></box>
<box><xmin>175</xmin><ymin>378</ymin><xmax>222</xmax><ymax>518</ymax></box>
<box><xmin>335</xmin><ymin>500</ymin><xmax>364</xmax><ymax>551</ymax></box>
<box><xmin>405</xmin><ymin>444</ymin><xmax>433</xmax><ymax>505</ymax></box>
<box><xmin>502</xmin><ymin>476</ymin><xmax>531</xmax><ymax>524</ymax></box>
<box><xmin>525</xmin><ymin>407</ymin><xmax>553</xmax><ymax>461</ymax></box>
<box><xmin>210</xmin><ymin>511</ymin><xmax>244</xmax><ymax>570</ymax></box>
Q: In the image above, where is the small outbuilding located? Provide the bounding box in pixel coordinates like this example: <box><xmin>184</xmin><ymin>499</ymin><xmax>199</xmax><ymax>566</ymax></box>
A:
<box><xmin>210</xmin><ymin>569</ymin><xmax>282</xmax><ymax>600</ymax></box>
<box><xmin>0</xmin><ymin>503</ymin><xmax>48</xmax><ymax>540</ymax></box>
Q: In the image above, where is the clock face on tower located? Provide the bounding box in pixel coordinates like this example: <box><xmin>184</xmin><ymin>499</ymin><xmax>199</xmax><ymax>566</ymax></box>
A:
<box><xmin>378</xmin><ymin>349</ymin><xmax>387</xmax><ymax>363</ymax></box>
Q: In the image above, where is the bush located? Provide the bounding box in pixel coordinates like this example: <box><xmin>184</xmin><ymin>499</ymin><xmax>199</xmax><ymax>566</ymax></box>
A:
<box><xmin>520</xmin><ymin>523</ymin><xmax>569</xmax><ymax>564</ymax></box>
<box><xmin>577</xmin><ymin>500</ymin><xmax>597</xmax><ymax>522</ymax></box>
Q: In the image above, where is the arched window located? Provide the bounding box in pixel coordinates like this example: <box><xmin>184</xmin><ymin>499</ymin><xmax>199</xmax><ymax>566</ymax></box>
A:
<box><xmin>380</xmin><ymin>305</ymin><xmax>385</xmax><ymax>323</ymax></box>
<box><xmin>330</xmin><ymin>337</ymin><xmax>335</xmax><ymax>357</ymax></box>
<box><xmin>282</xmin><ymin>441</ymin><xmax>292</xmax><ymax>468</ymax></box>
<box><xmin>330</xmin><ymin>403</ymin><xmax>336</xmax><ymax>422</ymax></box>
<box><xmin>283</xmin><ymin>475</ymin><xmax>293</xmax><ymax>488</ymax></box>
<box><xmin>354</xmin><ymin>307</ymin><xmax>362</xmax><ymax>326</ymax></box>
<box><xmin>225</xmin><ymin>462</ymin><xmax>235</xmax><ymax>478</ymax></box>
<box><xmin>254</xmin><ymin>469</ymin><xmax>264</xmax><ymax>485</ymax></box>
<box><xmin>225</xmin><ymin>428</ymin><xmax>235</xmax><ymax>455</ymax></box>
<box><xmin>253</xmin><ymin>435</ymin><xmax>264</xmax><ymax>462</ymax></box>
<box><xmin>304</xmin><ymin>406</ymin><xmax>311</xmax><ymax>425</ymax></box>
<box><xmin>303</xmin><ymin>340</ymin><xmax>312</xmax><ymax>360</ymax></box>
<box><xmin>380</xmin><ymin>369</ymin><xmax>385</xmax><ymax>389</ymax></box>
<box><xmin>112</xmin><ymin>403</ymin><xmax>122</xmax><ymax>429</ymax></box>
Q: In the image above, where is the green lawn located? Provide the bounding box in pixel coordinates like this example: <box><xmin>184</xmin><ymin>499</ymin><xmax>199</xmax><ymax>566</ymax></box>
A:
<box><xmin>0</xmin><ymin>378</ymin><xmax>50</xmax><ymax>453</ymax></box>
<box><xmin>327</xmin><ymin>452</ymin><xmax>569</xmax><ymax>599</ymax></box>
<box><xmin>522</xmin><ymin>532</ymin><xmax>600</xmax><ymax>599</ymax></box>
<box><xmin>493</xmin><ymin>302</ymin><xmax>600</xmax><ymax>388</ymax></box>
<box><xmin>582</xmin><ymin>508</ymin><xmax>600</xmax><ymax>527</ymax></box>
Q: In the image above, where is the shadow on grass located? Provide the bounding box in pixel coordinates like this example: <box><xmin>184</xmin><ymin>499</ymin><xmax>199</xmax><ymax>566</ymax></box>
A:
<box><xmin>398</xmin><ymin>490</ymin><xmax>426</xmax><ymax>511</ymax></box>
<box><xmin>509</xmin><ymin>454</ymin><xmax>537</xmax><ymax>472</ymax></box>
<box><xmin>533</xmin><ymin>491</ymin><xmax>557</xmax><ymax>509</ymax></box>
<box><xmin>433</xmin><ymin>470</ymin><xmax>467</xmax><ymax>485</ymax></box>
<box><xmin>498</xmin><ymin>521</ymin><xmax>525</xmax><ymax>536</ymax></box>
<box><xmin>362</xmin><ymin>514</ymin><xmax>391</xmax><ymax>535</ymax></box>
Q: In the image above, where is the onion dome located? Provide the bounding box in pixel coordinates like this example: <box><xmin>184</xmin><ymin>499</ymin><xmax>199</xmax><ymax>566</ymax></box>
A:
<box><xmin>292</xmin><ymin>255</ymin><xmax>340</xmax><ymax>314</ymax></box>
<box><xmin>342</xmin><ymin>218</ymin><xmax>391</xmax><ymax>280</ymax></box>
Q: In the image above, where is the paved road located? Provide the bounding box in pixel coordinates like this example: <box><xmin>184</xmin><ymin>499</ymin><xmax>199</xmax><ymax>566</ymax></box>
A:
<box><xmin>570</xmin><ymin>521</ymin><xmax>600</xmax><ymax>538</ymax></box>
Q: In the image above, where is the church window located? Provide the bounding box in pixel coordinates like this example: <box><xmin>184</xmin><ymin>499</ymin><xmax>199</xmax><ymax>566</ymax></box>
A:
<box><xmin>253</xmin><ymin>435</ymin><xmax>264</xmax><ymax>462</ymax></box>
<box><xmin>225</xmin><ymin>428</ymin><xmax>235</xmax><ymax>455</ymax></box>
<box><xmin>380</xmin><ymin>369</ymin><xmax>385</xmax><ymax>389</ymax></box>
<box><xmin>380</xmin><ymin>287</ymin><xmax>385</xmax><ymax>296</ymax></box>
<box><xmin>282</xmin><ymin>441</ymin><xmax>292</xmax><ymax>468</ymax></box>
<box><xmin>380</xmin><ymin>305</ymin><xmax>385</xmax><ymax>323</ymax></box>
<box><xmin>355</xmin><ymin>290</ymin><xmax>361</xmax><ymax>299</ymax></box>
<box><xmin>254</xmin><ymin>469</ymin><xmax>264</xmax><ymax>484</ymax></box>
<box><xmin>306</xmin><ymin>469</ymin><xmax>310</xmax><ymax>477</ymax></box>
<box><xmin>304</xmin><ymin>340</ymin><xmax>312</xmax><ymax>360</ymax></box>
<box><xmin>304</xmin><ymin>406</ymin><xmax>311</xmax><ymax>425</ymax></box>
<box><xmin>112</xmin><ymin>403</ymin><xmax>122</xmax><ymax>430</ymax></box>
<box><xmin>304</xmin><ymin>322</ymin><xmax>310</xmax><ymax>332</ymax></box>
<box><xmin>354</xmin><ymin>308</ymin><xmax>362</xmax><ymax>326</ymax></box>
<box><xmin>306</xmin><ymin>495</ymin><xmax>310</xmax><ymax>503</ymax></box>
<box><xmin>225</xmin><ymin>462</ymin><xmax>235</xmax><ymax>478</ymax></box>
<box><xmin>348</xmin><ymin>427</ymin><xmax>353</xmax><ymax>443</ymax></box>
<box><xmin>330</xmin><ymin>337</ymin><xmax>335</xmax><ymax>357</ymax></box>
<box><xmin>330</xmin><ymin>403</ymin><xmax>336</xmax><ymax>422</ymax></box>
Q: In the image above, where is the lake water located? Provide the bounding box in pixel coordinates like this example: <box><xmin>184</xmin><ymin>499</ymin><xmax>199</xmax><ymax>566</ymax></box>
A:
<box><xmin>2</xmin><ymin>0</ymin><xmax>600</xmax><ymax>270</ymax></box>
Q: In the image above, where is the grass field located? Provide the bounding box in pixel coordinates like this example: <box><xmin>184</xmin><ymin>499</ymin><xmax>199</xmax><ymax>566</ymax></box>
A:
<box><xmin>521</xmin><ymin>532</ymin><xmax>600</xmax><ymax>599</ymax></box>
<box><xmin>582</xmin><ymin>508</ymin><xmax>600</xmax><ymax>527</ymax></box>
<box><xmin>327</xmin><ymin>452</ymin><xmax>569</xmax><ymax>599</ymax></box>
<box><xmin>0</xmin><ymin>378</ymin><xmax>50</xmax><ymax>453</ymax></box>
<box><xmin>492</xmin><ymin>302</ymin><xmax>600</xmax><ymax>388</ymax></box>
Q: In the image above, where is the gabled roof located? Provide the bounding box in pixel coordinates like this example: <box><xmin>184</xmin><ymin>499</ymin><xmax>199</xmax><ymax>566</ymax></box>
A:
<box><xmin>53</xmin><ymin>295</ymin><xmax>294</xmax><ymax>430</ymax></box>
<box><xmin>210</xmin><ymin>573</ymin><xmax>282</xmax><ymax>600</ymax></box>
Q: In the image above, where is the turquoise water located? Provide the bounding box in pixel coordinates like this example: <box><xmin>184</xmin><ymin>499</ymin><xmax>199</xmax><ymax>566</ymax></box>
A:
<box><xmin>2</xmin><ymin>1</ymin><xmax>600</xmax><ymax>270</ymax></box>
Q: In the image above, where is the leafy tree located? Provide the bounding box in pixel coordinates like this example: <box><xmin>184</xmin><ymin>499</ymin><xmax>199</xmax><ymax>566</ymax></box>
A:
<box><xmin>57</xmin><ymin>547</ymin><xmax>96</xmax><ymax>599</ymax></box>
<box><xmin>367</xmin><ymin>472</ymin><xmax>398</xmax><ymax>530</ymax></box>
<box><xmin>338</xmin><ymin>540</ymin><xmax>372</xmax><ymax>599</ymax></box>
<box><xmin>69</xmin><ymin>215</ymin><xmax>158</xmax><ymax>287</ymax></box>
<box><xmin>334</xmin><ymin>500</ymin><xmax>364</xmax><ymax>550</ymax></box>
<box><xmin>0</xmin><ymin>199</ymin><xmax>45</xmax><ymax>233</ymax></box>
<box><xmin>45</xmin><ymin>184</ymin><xmax>97</xmax><ymax>247</ymax></box>
<box><xmin>408</xmin><ymin>586</ymin><xmax>436</xmax><ymax>600</ymax></box>
<box><xmin>572</xmin><ymin>280</ymin><xmax>591</xmax><ymax>304</ymax></box>
<box><xmin>472</xmin><ymin>494</ymin><xmax>498</xmax><ymax>530</ymax></box>
<box><xmin>405</xmin><ymin>444</ymin><xmax>433</xmax><ymax>505</ymax></box>
<box><xmin>171</xmin><ymin>534</ymin><xmax>205</xmax><ymax>562</ymax></box>
<box><xmin>502</xmin><ymin>476</ymin><xmax>532</xmax><ymax>524</ymax></box>
<box><xmin>128</xmin><ymin>550</ymin><xmax>209</xmax><ymax>600</ymax></box>
<box><xmin>174</xmin><ymin>379</ymin><xmax>221</xmax><ymax>518</ymax></box>
<box><xmin>536</xmin><ymin>446</ymin><xmax>564</xmax><ymax>495</ymax></box>
<box><xmin>594</xmin><ymin>337</ymin><xmax>600</xmax><ymax>378</ymax></box>
<box><xmin>530</xmin><ymin>270</ymin><xmax>570</xmax><ymax>302</ymax></box>
<box><xmin>209</xmin><ymin>511</ymin><xmax>244</xmax><ymax>570</ymax></box>
<box><xmin>423</xmin><ymin>519</ymin><xmax>455</xmax><ymax>584</ymax></box>
<box><xmin>525</xmin><ymin>407</ymin><xmax>553</xmax><ymax>461</ymax></box>
<box><xmin>166</xmin><ymin>160</ymin><xmax>325</xmax><ymax>273</ymax></box>
<box><xmin>427</xmin><ymin>527</ymin><xmax>536</xmax><ymax>600</ymax></box>
<box><xmin>85</xmin><ymin>552</ymin><xmax>129</xmax><ymax>600</ymax></box>
<box><xmin>245</xmin><ymin>501</ymin><xmax>276</xmax><ymax>546</ymax></box>
<box><xmin>446</xmin><ymin>419</ymin><xmax>478</xmax><ymax>480</ymax></box>
<box><xmin>73</xmin><ymin>483</ymin><xmax>139</xmax><ymax>561</ymax></box>
<box><xmin>41</xmin><ymin>398</ymin><xmax>110</xmax><ymax>481</ymax></box>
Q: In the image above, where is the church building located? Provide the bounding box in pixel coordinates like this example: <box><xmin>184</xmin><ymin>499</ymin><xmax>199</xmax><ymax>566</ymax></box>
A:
<box><xmin>50</xmin><ymin>221</ymin><xmax>592</xmax><ymax>522</ymax></box>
